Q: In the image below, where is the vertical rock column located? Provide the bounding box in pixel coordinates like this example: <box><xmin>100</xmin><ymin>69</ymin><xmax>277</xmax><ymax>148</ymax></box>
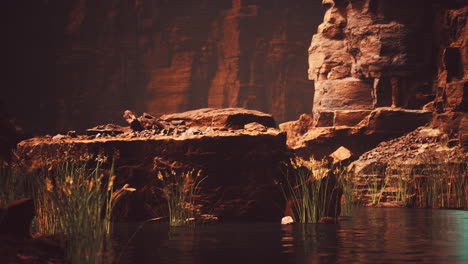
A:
<box><xmin>308</xmin><ymin>0</ymin><xmax>437</xmax><ymax>127</ymax></box>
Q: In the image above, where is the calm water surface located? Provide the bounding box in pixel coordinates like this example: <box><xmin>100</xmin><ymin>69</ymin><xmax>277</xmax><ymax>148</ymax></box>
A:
<box><xmin>114</xmin><ymin>208</ymin><xmax>468</xmax><ymax>264</ymax></box>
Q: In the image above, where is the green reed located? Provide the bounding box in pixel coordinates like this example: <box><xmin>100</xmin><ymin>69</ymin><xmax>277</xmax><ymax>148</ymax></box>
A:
<box><xmin>383</xmin><ymin>157</ymin><xmax>467</xmax><ymax>209</ymax></box>
<box><xmin>0</xmin><ymin>164</ymin><xmax>29</xmax><ymax>206</ymax></box>
<box><xmin>280</xmin><ymin>158</ymin><xmax>342</xmax><ymax>223</ymax></box>
<box><xmin>157</xmin><ymin>169</ymin><xmax>206</xmax><ymax>226</ymax></box>
<box><xmin>337</xmin><ymin>169</ymin><xmax>357</xmax><ymax>216</ymax></box>
<box><xmin>364</xmin><ymin>170</ymin><xmax>387</xmax><ymax>205</ymax></box>
<box><xmin>32</xmin><ymin>159</ymin><xmax>134</xmax><ymax>264</ymax></box>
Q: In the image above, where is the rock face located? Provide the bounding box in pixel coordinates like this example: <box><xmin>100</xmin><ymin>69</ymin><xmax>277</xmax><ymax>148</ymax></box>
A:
<box><xmin>280</xmin><ymin>0</ymin><xmax>467</xmax><ymax>162</ymax></box>
<box><xmin>3</xmin><ymin>0</ymin><xmax>321</xmax><ymax>134</ymax></box>
<box><xmin>309</xmin><ymin>0</ymin><xmax>439</xmax><ymax>117</ymax></box>
<box><xmin>431</xmin><ymin>4</ymin><xmax>468</xmax><ymax>146</ymax></box>
<box><xmin>16</xmin><ymin>108</ymin><xmax>288</xmax><ymax>221</ymax></box>
<box><xmin>302</xmin><ymin>0</ymin><xmax>468</xmax><ymax>207</ymax></box>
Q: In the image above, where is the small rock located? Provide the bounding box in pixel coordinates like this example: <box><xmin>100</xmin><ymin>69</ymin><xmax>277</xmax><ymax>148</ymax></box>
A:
<box><xmin>123</xmin><ymin>110</ymin><xmax>144</xmax><ymax>131</ymax></box>
<box><xmin>184</xmin><ymin>127</ymin><xmax>202</xmax><ymax>136</ymax></box>
<box><xmin>52</xmin><ymin>134</ymin><xmax>66</xmax><ymax>140</ymax></box>
<box><xmin>330</xmin><ymin>146</ymin><xmax>352</xmax><ymax>163</ymax></box>
<box><xmin>67</xmin><ymin>131</ymin><xmax>77</xmax><ymax>138</ymax></box>
<box><xmin>281</xmin><ymin>216</ymin><xmax>294</xmax><ymax>225</ymax></box>
<box><xmin>138</xmin><ymin>112</ymin><xmax>164</xmax><ymax>131</ymax></box>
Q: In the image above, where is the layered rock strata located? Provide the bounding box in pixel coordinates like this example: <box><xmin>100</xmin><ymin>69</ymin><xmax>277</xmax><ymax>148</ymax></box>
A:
<box><xmin>302</xmin><ymin>0</ymin><xmax>468</xmax><ymax>207</ymax></box>
<box><xmin>308</xmin><ymin>0</ymin><xmax>439</xmax><ymax>120</ymax></box>
<box><xmin>282</xmin><ymin>0</ymin><xmax>467</xmax><ymax>162</ymax></box>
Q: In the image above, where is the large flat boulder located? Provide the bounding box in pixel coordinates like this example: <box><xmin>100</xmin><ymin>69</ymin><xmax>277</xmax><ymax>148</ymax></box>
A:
<box><xmin>16</xmin><ymin>108</ymin><xmax>288</xmax><ymax>222</ymax></box>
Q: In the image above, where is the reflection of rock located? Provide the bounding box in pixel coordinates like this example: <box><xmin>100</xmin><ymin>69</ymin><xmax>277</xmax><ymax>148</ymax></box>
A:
<box><xmin>16</xmin><ymin>108</ymin><xmax>288</xmax><ymax>221</ymax></box>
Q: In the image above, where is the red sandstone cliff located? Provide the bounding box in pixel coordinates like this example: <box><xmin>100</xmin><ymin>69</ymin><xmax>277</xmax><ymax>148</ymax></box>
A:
<box><xmin>3</xmin><ymin>0</ymin><xmax>322</xmax><ymax>134</ymax></box>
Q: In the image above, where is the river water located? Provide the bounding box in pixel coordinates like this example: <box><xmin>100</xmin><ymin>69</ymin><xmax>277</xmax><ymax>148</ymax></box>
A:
<box><xmin>114</xmin><ymin>208</ymin><xmax>468</xmax><ymax>264</ymax></box>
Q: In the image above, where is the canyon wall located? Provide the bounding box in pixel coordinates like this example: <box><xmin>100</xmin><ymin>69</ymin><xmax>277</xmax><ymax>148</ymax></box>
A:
<box><xmin>3</xmin><ymin>0</ymin><xmax>322</xmax><ymax>134</ymax></box>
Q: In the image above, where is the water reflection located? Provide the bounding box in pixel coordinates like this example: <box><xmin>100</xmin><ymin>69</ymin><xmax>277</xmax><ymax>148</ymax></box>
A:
<box><xmin>114</xmin><ymin>208</ymin><xmax>468</xmax><ymax>264</ymax></box>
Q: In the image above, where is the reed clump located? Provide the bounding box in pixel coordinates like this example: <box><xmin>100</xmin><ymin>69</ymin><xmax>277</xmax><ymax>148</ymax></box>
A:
<box><xmin>280</xmin><ymin>158</ymin><xmax>343</xmax><ymax>223</ymax></box>
<box><xmin>157</xmin><ymin>169</ymin><xmax>206</xmax><ymax>226</ymax></box>
<box><xmin>0</xmin><ymin>163</ymin><xmax>29</xmax><ymax>206</ymax></box>
<box><xmin>362</xmin><ymin>167</ymin><xmax>388</xmax><ymax>205</ymax></box>
<box><xmin>392</xmin><ymin>160</ymin><xmax>468</xmax><ymax>209</ymax></box>
<box><xmin>25</xmin><ymin>156</ymin><xmax>135</xmax><ymax>264</ymax></box>
<box><xmin>337</xmin><ymin>169</ymin><xmax>357</xmax><ymax>216</ymax></box>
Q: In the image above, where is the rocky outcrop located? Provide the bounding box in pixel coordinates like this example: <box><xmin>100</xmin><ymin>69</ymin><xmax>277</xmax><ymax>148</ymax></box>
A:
<box><xmin>282</xmin><ymin>107</ymin><xmax>432</xmax><ymax>159</ymax></box>
<box><xmin>351</xmin><ymin>127</ymin><xmax>465</xmax><ymax>176</ymax></box>
<box><xmin>16</xmin><ymin>108</ymin><xmax>288</xmax><ymax>221</ymax></box>
<box><xmin>349</xmin><ymin>126</ymin><xmax>467</xmax><ymax>207</ymax></box>
<box><xmin>305</xmin><ymin>1</ymin><xmax>468</xmax><ymax>207</ymax></box>
<box><xmin>280</xmin><ymin>0</ymin><xmax>466</xmax><ymax>161</ymax></box>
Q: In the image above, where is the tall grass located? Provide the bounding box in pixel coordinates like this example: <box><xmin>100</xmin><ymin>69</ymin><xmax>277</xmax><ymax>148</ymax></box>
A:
<box><xmin>0</xmin><ymin>164</ymin><xmax>29</xmax><ymax>206</ymax></box>
<box><xmin>409</xmin><ymin>161</ymin><xmax>467</xmax><ymax>209</ymax></box>
<box><xmin>337</xmin><ymin>170</ymin><xmax>357</xmax><ymax>216</ymax></box>
<box><xmin>369</xmin><ymin>158</ymin><xmax>467</xmax><ymax>209</ymax></box>
<box><xmin>280</xmin><ymin>158</ymin><xmax>342</xmax><ymax>223</ymax></box>
<box><xmin>157</xmin><ymin>169</ymin><xmax>206</xmax><ymax>226</ymax></box>
<box><xmin>32</xmin><ymin>158</ymin><xmax>134</xmax><ymax>264</ymax></box>
<box><xmin>365</xmin><ymin>174</ymin><xmax>387</xmax><ymax>205</ymax></box>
